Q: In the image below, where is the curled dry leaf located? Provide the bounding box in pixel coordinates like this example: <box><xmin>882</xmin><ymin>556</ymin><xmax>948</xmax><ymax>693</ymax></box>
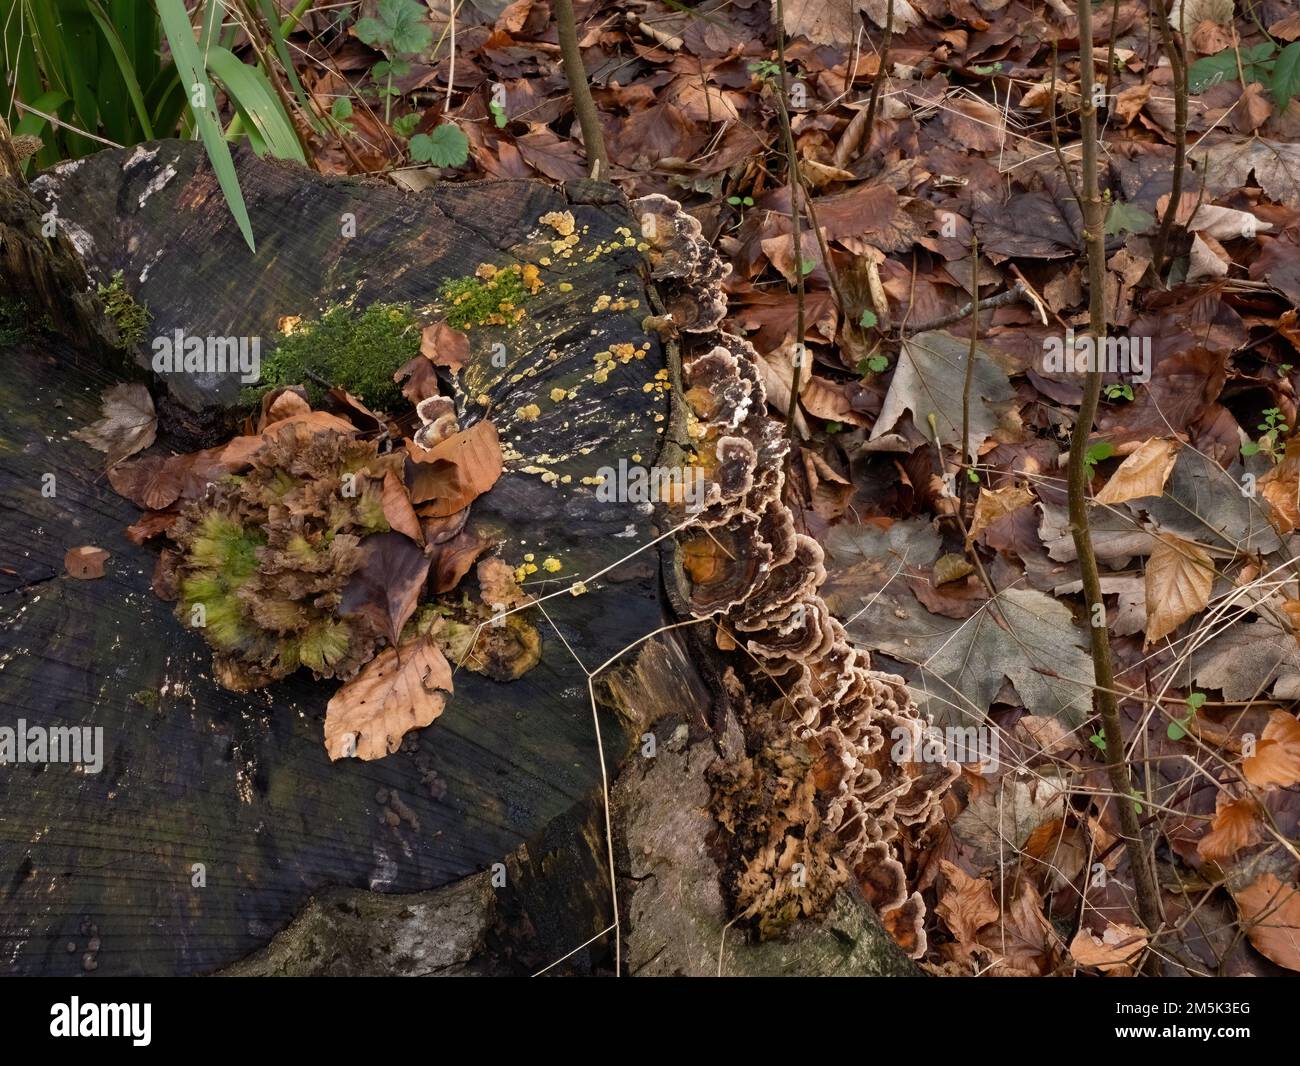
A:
<box><xmin>257</xmin><ymin>386</ymin><xmax>310</xmax><ymax>431</ymax></box>
<box><xmin>72</xmin><ymin>383</ymin><xmax>157</xmax><ymax>465</ymax></box>
<box><xmin>381</xmin><ymin>470</ymin><xmax>424</xmax><ymax>545</ymax></box>
<box><xmin>405</xmin><ymin>419</ymin><xmax>503</xmax><ymax>516</ymax></box>
<box><xmin>970</xmin><ymin>483</ymin><xmax>1034</xmax><ymax>541</ymax></box>
<box><xmin>64</xmin><ymin>546</ymin><xmax>109</xmax><ymax>580</ymax></box>
<box><xmin>420</xmin><ymin>319</ymin><xmax>470</xmax><ymax>373</ymax></box>
<box><xmin>339</xmin><ymin>531</ymin><xmax>433</xmax><ymax>648</ymax></box>
<box><xmin>1068</xmin><ymin>923</ymin><xmax>1147</xmax><ymax>976</ymax></box>
<box><xmin>1197</xmin><ymin>793</ymin><xmax>1263</xmax><ymax>863</ymax></box>
<box><xmin>935</xmin><ymin>860</ymin><xmax>998</xmax><ymax>957</ymax></box>
<box><xmin>1094</xmin><ymin>437</ymin><xmax>1179</xmax><ymax>505</ymax></box>
<box><xmin>1242</xmin><ymin>710</ymin><xmax>1300</xmax><ymax>789</ymax></box>
<box><xmin>1258</xmin><ymin>438</ymin><xmax>1300</xmax><ymax>533</ymax></box>
<box><xmin>1144</xmin><ymin>534</ymin><xmax>1214</xmax><ymax>646</ymax></box>
<box><xmin>1231</xmin><ymin>872</ymin><xmax>1300</xmax><ymax>972</ymax></box>
<box><xmin>324</xmin><ymin>636</ymin><xmax>453</xmax><ymax>761</ymax></box>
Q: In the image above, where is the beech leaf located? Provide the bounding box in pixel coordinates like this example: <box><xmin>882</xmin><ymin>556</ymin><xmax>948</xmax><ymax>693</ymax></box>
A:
<box><xmin>1144</xmin><ymin>534</ymin><xmax>1214</xmax><ymax>645</ymax></box>
<box><xmin>324</xmin><ymin>636</ymin><xmax>453</xmax><ymax>761</ymax></box>
<box><xmin>72</xmin><ymin>383</ymin><xmax>157</xmax><ymax>465</ymax></box>
<box><xmin>1094</xmin><ymin>437</ymin><xmax>1179</xmax><ymax>505</ymax></box>
<box><xmin>340</xmin><ymin>531</ymin><xmax>432</xmax><ymax>648</ymax></box>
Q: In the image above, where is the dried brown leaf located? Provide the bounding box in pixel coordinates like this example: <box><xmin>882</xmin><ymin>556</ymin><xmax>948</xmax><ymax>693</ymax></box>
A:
<box><xmin>324</xmin><ymin>636</ymin><xmax>453</xmax><ymax>761</ymax></box>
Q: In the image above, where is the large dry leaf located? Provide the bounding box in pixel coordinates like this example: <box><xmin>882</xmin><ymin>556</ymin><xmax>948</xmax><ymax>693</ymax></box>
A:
<box><xmin>1068</xmin><ymin>923</ymin><xmax>1147</xmax><ymax>976</ymax></box>
<box><xmin>324</xmin><ymin>636</ymin><xmax>453</xmax><ymax>760</ymax></box>
<box><xmin>1232</xmin><ymin>873</ymin><xmax>1300</xmax><ymax>972</ymax></box>
<box><xmin>871</xmin><ymin>330</ymin><xmax>1016</xmax><ymax>464</ymax></box>
<box><xmin>1197</xmin><ymin>794</ymin><xmax>1263</xmax><ymax>862</ymax></box>
<box><xmin>1094</xmin><ymin>437</ymin><xmax>1179</xmax><ymax>505</ymax></box>
<box><xmin>951</xmin><ymin>774</ymin><xmax>1068</xmax><ymax>867</ymax></box>
<box><xmin>1186</xmin><ymin>618</ymin><xmax>1300</xmax><ymax>701</ymax></box>
<box><xmin>970</xmin><ymin>484</ymin><xmax>1034</xmax><ymax>541</ymax></box>
<box><xmin>1242</xmin><ymin>711</ymin><xmax>1300</xmax><ymax>789</ymax></box>
<box><xmin>1195</xmin><ymin>139</ymin><xmax>1300</xmax><ymax>211</ymax></box>
<box><xmin>72</xmin><ymin>383</ymin><xmax>156</xmax><ymax>465</ymax></box>
<box><xmin>936</xmin><ymin>860</ymin><xmax>998</xmax><ymax>955</ymax></box>
<box><xmin>406</xmin><ymin>419</ymin><xmax>503</xmax><ymax>516</ymax></box>
<box><xmin>849</xmin><ymin>584</ymin><xmax>1095</xmax><ymax>726</ymax></box>
<box><xmin>340</xmin><ymin>531</ymin><xmax>432</xmax><ymax>648</ymax></box>
<box><xmin>780</xmin><ymin>0</ymin><xmax>919</xmax><ymax>46</ymax></box>
<box><xmin>1144</xmin><ymin>534</ymin><xmax>1213</xmax><ymax>645</ymax></box>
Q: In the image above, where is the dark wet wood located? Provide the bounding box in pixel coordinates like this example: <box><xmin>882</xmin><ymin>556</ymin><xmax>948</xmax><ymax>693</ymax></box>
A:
<box><xmin>0</xmin><ymin>144</ymin><xmax>671</xmax><ymax>975</ymax></box>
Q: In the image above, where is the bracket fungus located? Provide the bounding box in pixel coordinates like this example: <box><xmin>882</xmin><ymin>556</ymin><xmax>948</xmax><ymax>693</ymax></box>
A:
<box><xmin>636</xmin><ymin>194</ymin><xmax>960</xmax><ymax>953</ymax></box>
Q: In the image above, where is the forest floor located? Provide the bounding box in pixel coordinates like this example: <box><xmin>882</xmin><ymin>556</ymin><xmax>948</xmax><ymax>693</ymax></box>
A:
<box><xmin>27</xmin><ymin>0</ymin><xmax>1300</xmax><ymax>976</ymax></box>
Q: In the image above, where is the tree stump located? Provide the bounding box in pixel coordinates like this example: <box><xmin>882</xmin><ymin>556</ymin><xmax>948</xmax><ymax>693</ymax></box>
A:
<box><xmin>1</xmin><ymin>140</ymin><xmax>915</xmax><ymax>977</ymax></box>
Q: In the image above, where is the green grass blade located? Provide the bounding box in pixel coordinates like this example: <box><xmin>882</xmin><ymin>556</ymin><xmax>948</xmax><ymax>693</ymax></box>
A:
<box><xmin>206</xmin><ymin>46</ymin><xmax>304</xmax><ymax>162</ymax></box>
<box><xmin>155</xmin><ymin>0</ymin><xmax>257</xmax><ymax>252</ymax></box>
<box><xmin>85</xmin><ymin>0</ymin><xmax>154</xmax><ymax>138</ymax></box>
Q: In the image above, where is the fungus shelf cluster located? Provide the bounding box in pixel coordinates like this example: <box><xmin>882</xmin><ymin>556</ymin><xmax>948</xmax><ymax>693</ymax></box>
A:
<box><xmin>636</xmin><ymin>193</ymin><xmax>960</xmax><ymax>953</ymax></box>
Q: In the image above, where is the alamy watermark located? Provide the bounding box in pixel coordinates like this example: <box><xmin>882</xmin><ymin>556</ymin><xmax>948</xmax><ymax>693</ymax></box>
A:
<box><xmin>891</xmin><ymin>723</ymin><xmax>999</xmax><ymax>770</ymax></box>
<box><xmin>1042</xmin><ymin>328</ymin><xmax>1150</xmax><ymax>383</ymax></box>
<box><xmin>594</xmin><ymin>458</ymin><xmax>707</xmax><ymax>512</ymax></box>
<box><xmin>0</xmin><ymin>720</ymin><xmax>104</xmax><ymax>774</ymax></box>
<box><xmin>151</xmin><ymin>328</ymin><xmax>261</xmax><ymax>383</ymax></box>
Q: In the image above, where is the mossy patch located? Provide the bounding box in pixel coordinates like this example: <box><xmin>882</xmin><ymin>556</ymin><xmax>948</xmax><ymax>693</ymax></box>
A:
<box><xmin>97</xmin><ymin>270</ymin><xmax>152</xmax><ymax>348</ymax></box>
<box><xmin>440</xmin><ymin>263</ymin><xmax>541</xmax><ymax>330</ymax></box>
<box><xmin>0</xmin><ymin>297</ymin><xmax>27</xmax><ymax>347</ymax></box>
<box><xmin>253</xmin><ymin>303</ymin><xmax>422</xmax><ymax>411</ymax></box>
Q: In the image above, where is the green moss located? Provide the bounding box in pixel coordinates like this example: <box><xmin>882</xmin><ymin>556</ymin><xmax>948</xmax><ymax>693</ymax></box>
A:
<box><xmin>440</xmin><ymin>265</ymin><xmax>535</xmax><ymax>330</ymax></box>
<box><xmin>253</xmin><ymin>303</ymin><xmax>422</xmax><ymax>411</ymax></box>
<box><xmin>96</xmin><ymin>270</ymin><xmax>152</xmax><ymax>348</ymax></box>
<box><xmin>0</xmin><ymin>297</ymin><xmax>28</xmax><ymax>347</ymax></box>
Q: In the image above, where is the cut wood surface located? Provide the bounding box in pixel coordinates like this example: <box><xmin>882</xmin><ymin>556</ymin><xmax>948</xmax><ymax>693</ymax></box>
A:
<box><xmin>0</xmin><ymin>143</ymin><xmax>673</xmax><ymax>975</ymax></box>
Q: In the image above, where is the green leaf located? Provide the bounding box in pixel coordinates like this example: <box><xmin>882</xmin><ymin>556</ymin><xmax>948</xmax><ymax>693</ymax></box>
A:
<box><xmin>1104</xmin><ymin>200</ymin><xmax>1155</xmax><ymax>236</ymax></box>
<box><xmin>409</xmin><ymin>123</ymin><xmax>469</xmax><ymax>167</ymax></box>
<box><xmin>799</xmin><ymin>257</ymin><xmax>816</xmax><ymax>276</ymax></box>
<box><xmin>331</xmin><ymin>96</ymin><xmax>354</xmax><ymax>120</ymax></box>
<box><xmin>1271</xmin><ymin>42</ymin><xmax>1300</xmax><ymax>107</ymax></box>
<box><xmin>207</xmin><ymin>47</ymin><xmax>305</xmax><ymax>162</ymax></box>
<box><xmin>859</xmin><ymin>308</ymin><xmax>879</xmax><ymax>329</ymax></box>
<box><xmin>354</xmin><ymin>17</ymin><xmax>390</xmax><ymax>48</ymax></box>
<box><xmin>1186</xmin><ymin>691</ymin><xmax>1207</xmax><ymax>710</ymax></box>
<box><xmin>391</xmin><ymin>112</ymin><xmax>419</xmax><ymax>138</ymax></box>
<box><xmin>1085</xmin><ymin>442</ymin><xmax>1116</xmax><ymax>470</ymax></box>
<box><xmin>155</xmin><ymin>0</ymin><xmax>257</xmax><ymax>253</ymax></box>
<box><xmin>489</xmin><ymin>99</ymin><xmax>508</xmax><ymax>128</ymax></box>
<box><xmin>865</xmin><ymin>354</ymin><xmax>889</xmax><ymax>374</ymax></box>
<box><xmin>826</xmin><ymin>420</ymin><xmax>844</xmax><ymax>434</ymax></box>
<box><xmin>1189</xmin><ymin>51</ymin><xmax>1239</xmax><ymax>93</ymax></box>
<box><xmin>382</xmin><ymin>0</ymin><xmax>434</xmax><ymax>55</ymax></box>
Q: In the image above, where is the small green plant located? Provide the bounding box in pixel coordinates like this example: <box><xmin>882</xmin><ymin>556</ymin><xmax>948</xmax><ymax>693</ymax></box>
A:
<box><xmin>1103</xmin><ymin>382</ymin><xmax>1134</xmax><ymax>402</ymax></box>
<box><xmin>799</xmin><ymin>257</ymin><xmax>817</xmax><ymax>276</ymax></box>
<box><xmin>1241</xmin><ymin>407</ymin><xmax>1289</xmax><ymax>461</ymax></box>
<box><xmin>97</xmin><ymin>271</ymin><xmax>152</xmax><ymax>348</ymax></box>
<box><xmin>1189</xmin><ymin>40</ymin><xmax>1300</xmax><ymax>107</ymax></box>
<box><xmin>726</xmin><ymin>194</ymin><xmax>754</xmax><ymax>219</ymax></box>
<box><xmin>825</xmin><ymin>420</ymin><xmax>844</xmax><ymax>434</ymax></box>
<box><xmin>254</xmin><ymin>303</ymin><xmax>422</xmax><ymax>410</ymax></box>
<box><xmin>859</xmin><ymin>309</ymin><xmax>879</xmax><ymax>329</ymax></box>
<box><xmin>748</xmin><ymin>58</ymin><xmax>783</xmax><ymax>83</ymax></box>
<box><xmin>858</xmin><ymin>353</ymin><xmax>889</xmax><ymax>376</ymax></box>
<box><xmin>1083</xmin><ymin>441</ymin><xmax>1116</xmax><ymax>477</ymax></box>
<box><xmin>1089</xmin><ymin>729</ymin><xmax>1107</xmax><ymax>752</ymax></box>
<box><xmin>489</xmin><ymin>98</ymin><xmax>508</xmax><ymax>128</ymax></box>
<box><xmin>354</xmin><ymin>0</ymin><xmax>434</xmax><ymax>124</ymax></box>
<box><xmin>1167</xmin><ymin>692</ymin><xmax>1206</xmax><ymax>741</ymax></box>
<box><xmin>409</xmin><ymin>123</ymin><xmax>470</xmax><ymax>168</ymax></box>
<box><xmin>971</xmin><ymin>61</ymin><xmax>1003</xmax><ymax>75</ymax></box>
